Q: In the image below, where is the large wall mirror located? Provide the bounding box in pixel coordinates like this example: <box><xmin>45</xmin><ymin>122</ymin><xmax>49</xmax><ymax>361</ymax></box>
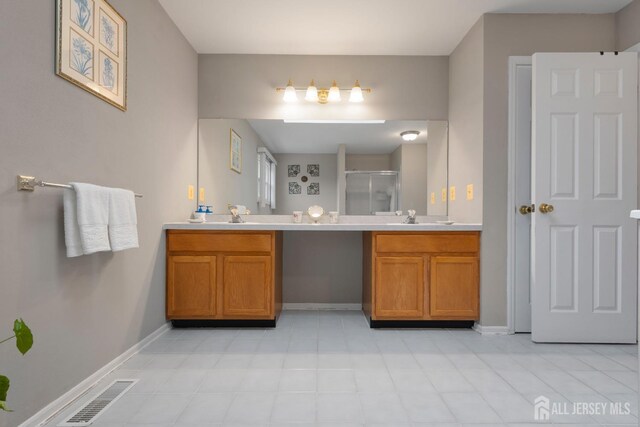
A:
<box><xmin>198</xmin><ymin>119</ymin><xmax>448</xmax><ymax>216</ymax></box>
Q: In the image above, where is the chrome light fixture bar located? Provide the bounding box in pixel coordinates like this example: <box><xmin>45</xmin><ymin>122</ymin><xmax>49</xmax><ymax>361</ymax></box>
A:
<box><xmin>276</xmin><ymin>79</ymin><xmax>372</xmax><ymax>104</ymax></box>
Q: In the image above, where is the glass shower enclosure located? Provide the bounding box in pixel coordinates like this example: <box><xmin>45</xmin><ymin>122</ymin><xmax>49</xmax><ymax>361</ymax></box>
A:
<box><xmin>345</xmin><ymin>171</ymin><xmax>399</xmax><ymax>215</ymax></box>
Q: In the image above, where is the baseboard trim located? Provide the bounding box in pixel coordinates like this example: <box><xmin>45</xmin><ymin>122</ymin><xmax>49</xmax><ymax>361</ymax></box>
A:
<box><xmin>20</xmin><ymin>322</ymin><xmax>170</xmax><ymax>427</ymax></box>
<box><xmin>473</xmin><ymin>323</ymin><xmax>510</xmax><ymax>335</ymax></box>
<box><xmin>282</xmin><ymin>303</ymin><xmax>362</xmax><ymax>311</ymax></box>
<box><xmin>370</xmin><ymin>319</ymin><xmax>474</xmax><ymax>329</ymax></box>
<box><xmin>172</xmin><ymin>319</ymin><xmax>276</xmax><ymax>328</ymax></box>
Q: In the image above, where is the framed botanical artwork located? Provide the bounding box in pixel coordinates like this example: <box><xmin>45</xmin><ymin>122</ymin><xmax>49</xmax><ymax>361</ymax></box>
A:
<box><xmin>56</xmin><ymin>0</ymin><xmax>127</xmax><ymax>111</ymax></box>
<box><xmin>230</xmin><ymin>129</ymin><xmax>242</xmax><ymax>173</ymax></box>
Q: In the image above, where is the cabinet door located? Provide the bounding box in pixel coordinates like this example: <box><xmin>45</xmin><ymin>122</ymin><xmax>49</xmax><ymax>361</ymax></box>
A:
<box><xmin>374</xmin><ymin>256</ymin><xmax>425</xmax><ymax>319</ymax></box>
<box><xmin>223</xmin><ymin>256</ymin><xmax>273</xmax><ymax>317</ymax></box>
<box><xmin>167</xmin><ymin>256</ymin><xmax>216</xmax><ymax>318</ymax></box>
<box><xmin>430</xmin><ymin>256</ymin><xmax>479</xmax><ymax>318</ymax></box>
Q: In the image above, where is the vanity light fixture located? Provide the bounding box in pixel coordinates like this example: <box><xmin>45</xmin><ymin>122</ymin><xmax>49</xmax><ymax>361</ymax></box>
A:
<box><xmin>327</xmin><ymin>80</ymin><xmax>341</xmax><ymax>102</ymax></box>
<box><xmin>349</xmin><ymin>80</ymin><xmax>364</xmax><ymax>103</ymax></box>
<box><xmin>305</xmin><ymin>80</ymin><xmax>319</xmax><ymax>102</ymax></box>
<box><xmin>401</xmin><ymin>130</ymin><xmax>420</xmax><ymax>141</ymax></box>
<box><xmin>277</xmin><ymin>80</ymin><xmax>371</xmax><ymax>104</ymax></box>
<box><xmin>283</xmin><ymin>79</ymin><xmax>298</xmax><ymax>103</ymax></box>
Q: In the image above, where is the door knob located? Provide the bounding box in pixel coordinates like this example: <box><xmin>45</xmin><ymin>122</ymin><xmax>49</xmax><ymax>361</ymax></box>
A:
<box><xmin>519</xmin><ymin>204</ymin><xmax>535</xmax><ymax>215</ymax></box>
<box><xmin>539</xmin><ymin>203</ymin><xmax>554</xmax><ymax>214</ymax></box>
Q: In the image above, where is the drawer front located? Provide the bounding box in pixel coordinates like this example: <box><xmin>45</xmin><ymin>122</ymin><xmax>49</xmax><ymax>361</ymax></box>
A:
<box><xmin>375</xmin><ymin>233</ymin><xmax>479</xmax><ymax>254</ymax></box>
<box><xmin>168</xmin><ymin>232</ymin><xmax>272</xmax><ymax>253</ymax></box>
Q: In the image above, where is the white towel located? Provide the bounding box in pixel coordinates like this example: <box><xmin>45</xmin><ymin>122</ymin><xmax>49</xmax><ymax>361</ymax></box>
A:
<box><xmin>108</xmin><ymin>188</ymin><xmax>139</xmax><ymax>251</ymax></box>
<box><xmin>63</xmin><ymin>189</ymin><xmax>83</xmax><ymax>257</ymax></box>
<box><xmin>71</xmin><ymin>183</ymin><xmax>111</xmax><ymax>255</ymax></box>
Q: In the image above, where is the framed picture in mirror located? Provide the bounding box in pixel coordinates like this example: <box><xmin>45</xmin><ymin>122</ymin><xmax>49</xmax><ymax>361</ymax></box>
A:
<box><xmin>230</xmin><ymin>128</ymin><xmax>242</xmax><ymax>173</ymax></box>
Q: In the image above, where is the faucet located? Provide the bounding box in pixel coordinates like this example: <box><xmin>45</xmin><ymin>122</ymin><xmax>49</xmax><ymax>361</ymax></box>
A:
<box><xmin>403</xmin><ymin>209</ymin><xmax>417</xmax><ymax>224</ymax></box>
<box><xmin>228</xmin><ymin>205</ymin><xmax>245</xmax><ymax>223</ymax></box>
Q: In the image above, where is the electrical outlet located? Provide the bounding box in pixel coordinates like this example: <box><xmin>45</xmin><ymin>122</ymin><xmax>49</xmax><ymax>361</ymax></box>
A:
<box><xmin>430</xmin><ymin>192</ymin><xmax>435</xmax><ymax>204</ymax></box>
<box><xmin>466</xmin><ymin>184</ymin><xmax>474</xmax><ymax>200</ymax></box>
<box><xmin>450</xmin><ymin>186</ymin><xmax>456</xmax><ymax>201</ymax></box>
<box><xmin>441</xmin><ymin>188</ymin><xmax>447</xmax><ymax>202</ymax></box>
<box><xmin>199</xmin><ymin>188</ymin><xmax>205</xmax><ymax>203</ymax></box>
<box><xmin>188</xmin><ymin>185</ymin><xmax>195</xmax><ymax>200</ymax></box>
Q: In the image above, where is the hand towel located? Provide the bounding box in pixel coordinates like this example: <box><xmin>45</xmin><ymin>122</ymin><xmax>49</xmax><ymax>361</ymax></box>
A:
<box><xmin>63</xmin><ymin>189</ymin><xmax>83</xmax><ymax>257</ymax></box>
<box><xmin>108</xmin><ymin>188</ymin><xmax>139</xmax><ymax>251</ymax></box>
<box><xmin>71</xmin><ymin>182</ymin><xmax>111</xmax><ymax>255</ymax></box>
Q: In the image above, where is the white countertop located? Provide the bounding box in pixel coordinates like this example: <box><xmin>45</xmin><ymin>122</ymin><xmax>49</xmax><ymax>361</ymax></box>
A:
<box><xmin>631</xmin><ymin>210</ymin><xmax>640</xmax><ymax>219</ymax></box>
<box><xmin>163</xmin><ymin>222</ymin><xmax>482</xmax><ymax>232</ymax></box>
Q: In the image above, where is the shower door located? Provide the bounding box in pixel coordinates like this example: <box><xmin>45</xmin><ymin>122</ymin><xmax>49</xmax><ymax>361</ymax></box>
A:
<box><xmin>345</xmin><ymin>171</ymin><xmax>398</xmax><ymax>215</ymax></box>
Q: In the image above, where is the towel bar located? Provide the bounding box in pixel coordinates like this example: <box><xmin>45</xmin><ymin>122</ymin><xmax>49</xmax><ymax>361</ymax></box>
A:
<box><xmin>17</xmin><ymin>175</ymin><xmax>143</xmax><ymax>198</ymax></box>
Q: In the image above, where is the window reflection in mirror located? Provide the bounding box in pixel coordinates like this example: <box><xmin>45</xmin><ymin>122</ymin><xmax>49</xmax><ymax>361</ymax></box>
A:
<box><xmin>198</xmin><ymin>119</ymin><xmax>448</xmax><ymax>216</ymax></box>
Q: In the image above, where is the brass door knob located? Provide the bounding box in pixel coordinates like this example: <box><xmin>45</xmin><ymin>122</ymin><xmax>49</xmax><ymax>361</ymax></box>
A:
<box><xmin>519</xmin><ymin>205</ymin><xmax>535</xmax><ymax>215</ymax></box>
<box><xmin>539</xmin><ymin>203</ymin><xmax>554</xmax><ymax>214</ymax></box>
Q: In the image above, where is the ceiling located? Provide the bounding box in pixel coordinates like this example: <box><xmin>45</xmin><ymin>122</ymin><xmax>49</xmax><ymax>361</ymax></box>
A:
<box><xmin>159</xmin><ymin>0</ymin><xmax>631</xmax><ymax>55</ymax></box>
<box><xmin>247</xmin><ymin>120</ymin><xmax>442</xmax><ymax>154</ymax></box>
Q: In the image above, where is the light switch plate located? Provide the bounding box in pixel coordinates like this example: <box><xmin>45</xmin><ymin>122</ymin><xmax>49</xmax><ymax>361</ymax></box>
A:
<box><xmin>466</xmin><ymin>184</ymin><xmax>473</xmax><ymax>200</ymax></box>
<box><xmin>450</xmin><ymin>186</ymin><xmax>456</xmax><ymax>201</ymax></box>
<box><xmin>188</xmin><ymin>185</ymin><xmax>195</xmax><ymax>200</ymax></box>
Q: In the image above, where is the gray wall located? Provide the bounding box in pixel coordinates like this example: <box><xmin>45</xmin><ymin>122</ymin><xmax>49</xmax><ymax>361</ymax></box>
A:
<box><xmin>0</xmin><ymin>1</ymin><xmax>197</xmax><ymax>425</ymax></box>
<box><xmin>273</xmin><ymin>154</ymin><xmax>338</xmax><ymax>215</ymax></box>
<box><xmin>616</xmin><ymin>0</ymin><xmax>640</xmax><ymax>51</ymax></box>
<box><xmin>426</xmin><ymin>122</ymin><xmax>449</xmax><ymax>216</ymax></box>
<box><xmin>346</xmin><ymin>154</ymin><xmax>392</xmax><ymax>171</ymax></box>
<box><xmin>199</xmin><ymin>119</ymin><xmax>271</xmax><ymax>214</ymax></box>
<box><xmin>480</xmin><ymin>13</ymin><xmax>616</xmax><ymax>327</ymax></box>
<box><xmin>448</xmin><ymin>18</ymin><xmax>485</xmax><ymax>224</ymax></box>
<box><xmin>283</xmin><ymin>232</ymin><xmax>363</xmax><ymax>304</ymax></box>
<box><xmin>198</xmin><ymin>55</ymin><xmax>449</xmax><ymax>121</ymax></box>
<box><xmin>399</xmin><ymin>144</ymin><xmax>430</xmax><ymax>214</ymax></box>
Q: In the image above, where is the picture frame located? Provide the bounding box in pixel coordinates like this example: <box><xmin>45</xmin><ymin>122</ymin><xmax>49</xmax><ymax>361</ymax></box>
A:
<box><xmin>56</xmin><ymin>0</ymin><xmax>127</xmax><ymax>111</ymax></box>
<box><xmin>230</xmin><ymin>129</ymin><xmax>242</xmax><ymax>173</ymax></box>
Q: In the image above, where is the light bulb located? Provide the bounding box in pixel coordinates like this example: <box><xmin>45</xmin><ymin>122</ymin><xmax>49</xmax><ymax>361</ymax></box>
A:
<box><xmin>349</xmin><ymin>80</ymin><xmax>364</xmax><ymax>103</ymax></box>
<box><xmin>305</xmin><ymin>79</ymin><xmax>318</xmax><ymax>102</ymax></box>
<box><xmin>328</xmin><ymin>80</ymin><xmax>341</xmax><ymax>102</ymax></box>
<box><xmin>283</xmin><ymin>79</ymin><xmax>297</xmax><ymax>103</ymax></box>
<box><xmin>400</xmin><ymin>130</ymin><xmax>420</xmax><ymax>141</ymax></box>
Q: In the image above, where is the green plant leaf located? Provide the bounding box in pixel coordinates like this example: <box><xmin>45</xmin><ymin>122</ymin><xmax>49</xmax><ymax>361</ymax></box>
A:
<box><xmin>0</xmin><ymin>375</ymin><xmax>9</xmax><ymax>401</ymax></box>
<box><xmin>0</xmin><ymin>375</ymin><xmax>11</xmax><ymax>411</ymax></box>
<box><xmin>13</xmin><ymin>319</ymin><xmax>33</xmax><ymax>355</ymax></box>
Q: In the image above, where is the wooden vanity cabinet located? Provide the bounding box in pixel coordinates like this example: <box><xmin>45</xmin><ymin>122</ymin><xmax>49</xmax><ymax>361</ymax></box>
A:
<box><xmin>363</xmin><ymin>231</ymin><xmax>480</xmax><ymax>323</ymax></box>
<box><xmin>166</xmin><ymin>230</ymin><xmax>282</xmax><ymax>322</ymax></box>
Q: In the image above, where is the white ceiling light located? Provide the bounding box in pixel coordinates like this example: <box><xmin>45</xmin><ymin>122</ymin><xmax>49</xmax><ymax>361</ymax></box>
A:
<box><xmin>305</xmin><ymin>79</ymin><xmax>319</xmax><ymax>102</ymax></box>
<box><xmin>328</xmin><ymin>80</ymin><xmax>341</xmax><ymax>102</ymax></box>
<box><xmin>283</xmin><ymin>79</ymin><xmax>298</xmax><ymax>103</ymax></box>
<box><xmin>349</xmin><ymin>80</ymin><xmax>364</xmax><ymax>103</ymax></box>
<box><xmin>400</xmin><ymin>130</ymin><xmax>420</xmax><ymax>141</ymax></box>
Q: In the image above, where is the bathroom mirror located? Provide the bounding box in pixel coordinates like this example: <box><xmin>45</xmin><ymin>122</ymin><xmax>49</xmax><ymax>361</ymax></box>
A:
<box><xmin>198</xmin><ymin>118</ymin><xmax>448</xmax><ymax>216</ymax></box>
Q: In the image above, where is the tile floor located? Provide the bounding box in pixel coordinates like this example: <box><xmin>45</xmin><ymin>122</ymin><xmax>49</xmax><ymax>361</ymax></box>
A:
<box><xmin>45</xmin><ymin>310</ymin><xmax>638</xmax><ymax>426</ymax></box>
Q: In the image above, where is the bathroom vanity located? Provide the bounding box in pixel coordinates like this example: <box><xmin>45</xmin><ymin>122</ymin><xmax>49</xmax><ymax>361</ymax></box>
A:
<box><xmin>166</xmin><ymin>229</ymin><xmax>283</xmax><ymax>326</ymax></box>
<box><xmin>167</xmin><ymin>117</ymin><xmax>481</xmax><ymax>327</ymax></box>
<box><xmin>165</xmin><ymin>222</ymin><xmax>481</xmax><ymax>327</ymax></box>
<box><xmin>363</xmin><ymin>231</ymin><xmax>479</xmax><ymax>326</ymax></box>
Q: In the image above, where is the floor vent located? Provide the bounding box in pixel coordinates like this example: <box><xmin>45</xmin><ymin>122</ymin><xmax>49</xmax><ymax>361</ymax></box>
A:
<box><xmin>58</xmin><ymin>379</ymin><xmax>138</xmax><ymax>426</ymax></box>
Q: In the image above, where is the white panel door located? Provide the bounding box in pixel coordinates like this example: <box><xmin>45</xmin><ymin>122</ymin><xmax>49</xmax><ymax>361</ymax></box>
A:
<box><xmin>532</xmin><ymin>53</ymin><xmax>638</xmax><ymax>343</ymax></box>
